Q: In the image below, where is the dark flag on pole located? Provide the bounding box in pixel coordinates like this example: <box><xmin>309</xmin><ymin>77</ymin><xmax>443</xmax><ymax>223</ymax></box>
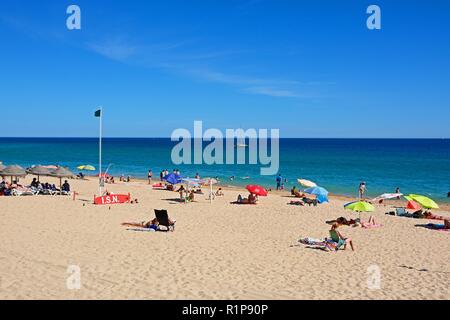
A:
<box><xmin>94</xmin><ymin>109</ymin><xmax>101</xmax><ymax>117</ymax></box>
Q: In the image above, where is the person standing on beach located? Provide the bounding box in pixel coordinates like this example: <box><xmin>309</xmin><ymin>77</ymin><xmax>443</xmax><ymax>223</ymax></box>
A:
<box><xmin>276</xmin><ymin>174</ymin><xmax>282</xmax><ymax>190</ymax></box>
<box><xmin>358</xmin><ymin>182</ymin><xmax>366</xmax><ymax>199</ymax></box>
<box><xmin>148</xmin><ymin>170</ymin><xmax>153</xmax><ymax>184</ymax></box>
<box><xmin>395</xmin><ymin>187</ymin><xmax>401</xmax><ymax>199</ymax></box>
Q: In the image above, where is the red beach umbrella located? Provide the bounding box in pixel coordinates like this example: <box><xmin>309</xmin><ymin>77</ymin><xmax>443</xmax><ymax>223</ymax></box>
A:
<box><xmin>246</xmin><ymin>185</ymin><xmax>268</xmax><ymax>197</ymax></box>
<box><xmin>406</xmin><ymin>200</ymin><xmax>421</xmax><ymax>210</ymax></box>
<box><xmin>98</xmin><ymin>173</ymin><xmax>110</xmax><ymax>178</ymax></box>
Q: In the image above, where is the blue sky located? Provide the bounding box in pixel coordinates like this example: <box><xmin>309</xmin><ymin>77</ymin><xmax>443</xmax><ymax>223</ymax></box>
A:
<box><xmin>0</xmin><ymin>0</ymin><xmax>449</xmax><ymax>138</ymax></box>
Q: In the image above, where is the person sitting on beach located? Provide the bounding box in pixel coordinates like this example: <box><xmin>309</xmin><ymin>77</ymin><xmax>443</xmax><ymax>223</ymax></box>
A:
<box><xmin>329</xmin><ymin>221</ymin><xmax>355</xmax><ymax>251</ymax></box>
<box><xmin>30</xmin><ymin>178</ymin><xmax>39</xmax><ymax>188</ymax></box>
<box><xmin>77</xmin><ymin>172</ymin><xmax>85</xmax><ymax>179</ymax></box>
<box><xmin>62</xmin><ymin>180</ymin><xmax>70</xmax><ymax>192</ymax></box>
<box><xmin>215</xmin><ymin>188</ymin><xmax>224</xmax><ymax>196</ymax></box>
<box><xmin>187</xmin><ymin>190</ymin><xmax>195</xmax><ymax>202</ymax></box>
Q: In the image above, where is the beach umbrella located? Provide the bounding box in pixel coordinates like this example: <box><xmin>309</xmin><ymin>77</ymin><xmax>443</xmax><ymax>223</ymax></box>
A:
<box><xmin>344</xmin><ymin>201</ymin><xmax>375</xmax><ymax>212</ymax></box>
<box><xmin>182</xmin><ymin>178</ymin><xmax>201</xmax><ymax>187</ymax></box>
<box><xmin>98</xmin><ymin>173</ymin><xmax>110</xmax><ymax>178</ymax></box>
<box><xmin>371</xmin><ymin>193</ymin><xmax>403</xmax><ymax>202</ymax></box>
<box><xmin>27</xmin><ymin>165</ymin><xmax>52</xmax><ymax>181</ymax></box>
<box><xmin>304</xmin><ymin>186</ymin><xmax>329</xmax><ymax>196</ymax></box>
<box><xmin>163</xmin><ymin>173</ymin><xmax>182</xmax><ymax>185</ymax></box>
<box><xmin>406</xmin><ymin>194</ymin><xmax>439</xmax><ymax>210</ymax></box>
<box><xmin>304</xmin><ymin>186</ymin><xmax>329</xmax><ymax>203</ymax></box>
<box><xmin>297</xmin><ymin>179</ymin><xmax>317</xmax><ymax>188</ymax></box>
<box><xmin>246</xmin><ymin>185</ymin><xmax>268</xmax><ymax>197</ymax></box>
<box><xmin>42</xmin><ymin>165</ymin><xmax>58</xmax><ymax>170</ymax></box>
<box><xmin>49</xmin><ymin>167</ymin><xmax>74</xmax><ymax>192</ymax></box>
<box><xmin>201</xmin><ymin>177</ymin><xmax>219</xmax><ymax>203</ymax></box>
<box><xmin>0</xmin><ymin>165</ymin><xmax>27</xmax><ymax>183</ymax></box>
<box><xmin>77</xmin><ymin>165</ymin><xmax>96</xmax><ymax>171</ymax></box>
<box><xmin>406</xmin><ymin>200</ymin><xmax>421</xmax><ymax>210</ymax></box>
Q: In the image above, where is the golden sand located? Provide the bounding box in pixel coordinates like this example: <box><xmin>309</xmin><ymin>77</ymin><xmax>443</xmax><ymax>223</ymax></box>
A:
<box><xmin>0</xmin><ymin>177</ymin><xmax>449</xmax><ymax>299</ymax></box>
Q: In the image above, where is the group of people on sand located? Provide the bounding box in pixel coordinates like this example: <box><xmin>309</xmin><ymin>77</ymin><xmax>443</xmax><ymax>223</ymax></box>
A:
<box><xmin>175</xmin><ymin>185</ymin><xmax>196</xmax><ymax>202</ymax></box>
<box><xmin>390</xmin><ymin>208</ymin><xmax>450</xmax><ymax>229</ymax></box>
<box><xmin>0</xmin><ymin>178</ymin><xmax>70</xmax><ymax>196</ymax></box>
<box><xmin>159</xmin><ymin>169</ymin><xmax>181</xmax><ymax>181</ymax></box>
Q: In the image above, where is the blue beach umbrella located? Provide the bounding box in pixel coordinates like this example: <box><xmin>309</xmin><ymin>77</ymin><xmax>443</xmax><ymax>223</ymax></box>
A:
<box><xmin>304</xmin><ymin>186</ymin><xmax>329</xmax><ymax>203</ymax></box>
<box><xmin>163</xmin><ymin>173</ymin><xmax>182</xmax><ymax>185</ymax></box>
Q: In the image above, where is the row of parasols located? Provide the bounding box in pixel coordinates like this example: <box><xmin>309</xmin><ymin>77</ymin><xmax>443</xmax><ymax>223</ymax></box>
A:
<box><xmin>298</xmin><ymin>178</ymin><xmax>440</xmax><ymax>211</ymax></box>
<box><xmin>0</xmin><ymin>164</ymin><xmax>74</xmax><ymax>190</ymax></box>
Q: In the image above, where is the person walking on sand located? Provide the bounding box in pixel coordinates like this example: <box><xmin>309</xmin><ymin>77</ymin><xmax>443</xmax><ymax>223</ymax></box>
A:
<box><xmin>358</xmin><ymin>182</ymin><xmax>366</xmax><ymax>199</ymax></box>
<box><xmin>395</xmin><ymin>187</ymin><xmax>401</xmax><ymax>199</ymax></box>
<box><xmin>276</xmin><ymin>174</ymin><xmax>282</xmax><ymax>190</ymax></box>
<box><xmin>147</xmin><ymin>170</ymin><xmax>153</xmax><ymax>184</ymax></box>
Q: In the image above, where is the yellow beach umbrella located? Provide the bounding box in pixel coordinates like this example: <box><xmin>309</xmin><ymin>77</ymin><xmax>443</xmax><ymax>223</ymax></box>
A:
<box><xmin>77</xmin><ymin>165</ymin><xmax>96</xmax><ymax>171</ymax></box>
<box><xmin>344</xmin><ymin>201</ymin><xmax>375</xmax><ymax>212</ymax></box>
<box><xmin>406</xmin><ymin>194</ymin><xmax>439</xmax><ymax>210</ymax></box>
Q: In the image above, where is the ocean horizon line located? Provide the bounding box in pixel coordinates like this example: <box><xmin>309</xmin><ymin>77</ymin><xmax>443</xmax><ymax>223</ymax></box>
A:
<box><xmin>0</xmin><ymin>137</ymin><xmax>449</xmax><ymax>140</ymax></box>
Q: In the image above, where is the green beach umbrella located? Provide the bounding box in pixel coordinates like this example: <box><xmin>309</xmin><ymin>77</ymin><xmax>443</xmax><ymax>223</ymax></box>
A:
<box><xmin>344</xmin><ymin>201</ymin><xmax>375</xmax><ymax>212</ymax></box>
<box><xmin>406</xmin><ymin>194</ymin><xmax>439</xmax><ymax>210</ymax></box>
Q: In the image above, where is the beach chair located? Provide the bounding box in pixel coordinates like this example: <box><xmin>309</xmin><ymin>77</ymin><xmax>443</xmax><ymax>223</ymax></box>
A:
<box><xmin>154</xmin><ymin>209</ymin><xmax>176</xmax><ymax>232</ymax></box>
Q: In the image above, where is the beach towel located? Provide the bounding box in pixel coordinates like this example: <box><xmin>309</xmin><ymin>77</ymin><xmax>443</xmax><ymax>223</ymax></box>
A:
<box><xmin>424</xmin><ymin>223</ymin><xmax>450</xmax><ymax>232</ymax></box>
<box><xmin>298</xmin><ymin>237</ymin><xmax>339</xmax><ymax>252</ymax></box>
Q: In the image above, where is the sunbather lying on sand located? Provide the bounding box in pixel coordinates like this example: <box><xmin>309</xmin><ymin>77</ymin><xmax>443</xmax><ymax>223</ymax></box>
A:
<box><xmin>121</xmin><ymin>216</ymin><xmax>176</xmax><ymax>229</ymax></box>
<box><xmin>236</xmin><ymin>193</ymin><xmax>257</xmax><ymax>204</ymax></box>
<box><xmin>327</xmin><ymin>216</ymin><xmax>382</xmax><ymax>229</ymax></box>
<box><xmin>423</xmin><ymin>211</ymin><xmax>449</xmax><ymax>221</ymax></box>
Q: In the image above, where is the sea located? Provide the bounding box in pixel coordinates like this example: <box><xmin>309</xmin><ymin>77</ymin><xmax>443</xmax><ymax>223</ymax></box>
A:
<box><xmin>0</xmin><ymin>138</ymin><xmax>449</xmax><ymax>202</ymax></box>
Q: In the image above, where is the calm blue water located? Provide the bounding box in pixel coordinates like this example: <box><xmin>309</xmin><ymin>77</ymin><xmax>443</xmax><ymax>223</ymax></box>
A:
<box><xmin>0</xmin><ymin>138</ymin><xmax>449</xmax><ymax>201</ymax></box>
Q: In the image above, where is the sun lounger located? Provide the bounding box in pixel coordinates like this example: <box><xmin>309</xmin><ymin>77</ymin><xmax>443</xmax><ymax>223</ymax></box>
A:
<box><xmin>154</xmin><ymin>209</ymin><xmax>176</xmax><ymax>232</ymax></box>
<box><xmin>11</xmin><ymin>188</ymin><xmax>34</xmax><ymax>196</ymax></box>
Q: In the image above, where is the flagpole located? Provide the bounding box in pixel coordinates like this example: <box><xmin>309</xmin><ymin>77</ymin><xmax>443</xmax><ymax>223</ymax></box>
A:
<box><xmin>99</xmin><ymin>106</ymin><xmax>103</xmax><ymax>196</ymax></box>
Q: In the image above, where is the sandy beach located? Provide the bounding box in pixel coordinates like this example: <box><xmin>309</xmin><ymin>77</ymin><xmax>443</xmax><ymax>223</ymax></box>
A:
<box><xmin>0</xmin><ymin>176</ymin><xmax>449</xmax><ymax>300</ymax></box>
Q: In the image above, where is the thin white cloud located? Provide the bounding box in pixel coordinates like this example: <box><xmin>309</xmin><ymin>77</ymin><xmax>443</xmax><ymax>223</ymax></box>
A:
<box><xmin>243</xmin><ymin>86</ymin><xmax>302</xmax><ymax>98</ymax></box>
<box><xmin>87</xmin><ymin>40</ymin><xmax>137</xmax><ymax>61</ymax></box>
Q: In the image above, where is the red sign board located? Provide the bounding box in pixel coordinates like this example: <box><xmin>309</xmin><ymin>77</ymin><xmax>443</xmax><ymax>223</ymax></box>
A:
<box><xmin>94</xmin><ymin>193</ymin><xmax>130</xmax><ymax>205</ymax></box>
